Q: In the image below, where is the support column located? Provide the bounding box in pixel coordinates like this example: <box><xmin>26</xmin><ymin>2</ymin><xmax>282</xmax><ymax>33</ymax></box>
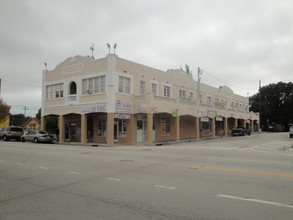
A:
<box><xmin>147</xmin><ymin>113</ymin><xmax>153</xmax><ymax>145</ymax></box>
<box><xmin>250</xmin><ymin>120</ymin><xmax>254</xmax><ymax>133</ymax></box>
<box><xmin>81</xmin><ymin>114</ymin><xmax>87</xmax><ymax>144</ymax></box>
<box><xmin>195</xmin><ymin>117</ymin><xmax>200</xmax><ymax>140</ymax></box>
<box><xmin>126</xmin><ymin>114</ymin><xmax>136</xmax><ymax>144</ymax></box>
<box><xmin>107</xmin><ymin>112</ymin><xmax>114</xmax><ymax>145</ymax></box>
<box><xmin>212</xmin><ymin>117</ymin><xmax>216</xmax><ymax>137</ymax></box>
<box><xmin>58</xmin><ymin>115</ymin><xmax>65</xmax><ymax>143</ymax></box>
<box><xmin>224</xmin><ymin>117</ymin><xmax>228</xmax><ymax>136</ymax></box>
<box><xmin>41</xmin><ymin>116</ymin><xmax>46</xmax><ymax>131</ymax></box>
<box><xmin>175</xmin><ymin>116</ymin><xmax>180</xmax><ymax>142</ymax></box>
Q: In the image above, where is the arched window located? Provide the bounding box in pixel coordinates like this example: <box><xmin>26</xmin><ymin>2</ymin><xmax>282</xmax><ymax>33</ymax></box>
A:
<box><xmin>69</xmin><ymin>81</ymin><xmax>77</xmax><ymax>95</ymax></box>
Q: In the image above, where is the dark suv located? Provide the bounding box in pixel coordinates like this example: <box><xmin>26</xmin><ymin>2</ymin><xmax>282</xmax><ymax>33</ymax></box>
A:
<box><xmin>0</xmin><ymin>126</ymin><xmax>24</xmax><ymax>141</ymax></box>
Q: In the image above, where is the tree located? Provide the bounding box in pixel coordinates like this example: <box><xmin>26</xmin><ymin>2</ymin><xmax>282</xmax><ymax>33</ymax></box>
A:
<box><xmin>0</xmin><ymin>98</ymin><xmax>10</xmax><ymax>123</ymax></box>
<box><xmin>10</xmin><ymin>114</ymin><xmax>26</xmax><ymax>126</ymax></box>
<box><xmin>36</xmin><ymin>108</ymin><xmax>41</xmax><ymax>120</ymax></box>
<box><xmin>250</xmin><ymin>82</ymin><xmax>293</xmax><ymax>131</ymax></box>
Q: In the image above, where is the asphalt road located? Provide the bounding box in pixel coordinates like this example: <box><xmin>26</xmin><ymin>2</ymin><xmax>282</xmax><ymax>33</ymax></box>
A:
<box><xmin>0</xmin><ymin>133</ymin><xmax>293</xmax><ymax>220</ymax></box>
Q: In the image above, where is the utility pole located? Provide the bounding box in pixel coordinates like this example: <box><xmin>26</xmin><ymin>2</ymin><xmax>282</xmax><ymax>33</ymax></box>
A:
<box><xmin>259</xmin><ymin>80</ymin><xmax>261</xmax><ymax>132</ymax></box>
<box><xmin>197</xmin><ymin>67</ymin><xmax>202</xmax><ymax>106</ymax></box>
<box><xmin>23</xmin><ymin>106</ymin><xmax>29</xmax><ymax>117</ymax></box>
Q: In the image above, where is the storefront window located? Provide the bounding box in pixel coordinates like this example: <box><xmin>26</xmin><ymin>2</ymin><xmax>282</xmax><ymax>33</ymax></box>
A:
<box><xmin>98</xmin><ymin>116</ymin><xmax>106</xmax><ymax>136</ymax></box>
<box><xmin>118</xmin><ymin>119</ymin><xmax>127</xmax><ymax>136</ymax></box>
<box><xmin>161</xmin><ymin>117</ymin><xmax>171</xmax><ymax>136</ymax></box>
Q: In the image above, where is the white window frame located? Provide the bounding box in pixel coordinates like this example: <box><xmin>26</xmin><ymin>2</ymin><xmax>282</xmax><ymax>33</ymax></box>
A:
<box><xmin>140</xmin><ymin>80</ymin><xmax>145</xmax><ymax>95</ymax></box>
<box><xmin>82</xmin><ymin>75</ymin><xmax>105</xmax><ymax>95</ymax></box>
<box><xmin>118</xmin><ymin>76</ymin><xmax>131</xmax><ymax>94</ymax></box>
<box><xmin>46</xmin><ymin>83</ymin><xmax>64</xmax><ymax>100</ymax></box>
<box><xmin>162</xmin><ymin>83</ymin><xmax>172</xmax><ymax>98</ymax></box>
<box><xmin>179</xmin><ymin>89</ymin><xmax>186</xmax><ymax>100</ymax></box>
<box><xmin>150</xmin><ymin>81</ymin><xmax>158</xmax><ymax>95</ymax></box>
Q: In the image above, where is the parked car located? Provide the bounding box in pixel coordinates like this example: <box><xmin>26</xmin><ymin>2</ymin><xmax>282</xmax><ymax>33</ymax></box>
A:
<box><xmin>0</xmin><ymin>127</ymin><xmax>5</xmax><ymax>139</ymax></box>
<box><xmin>232</xmin><ymin>126</ymin><xmax>251</xmax><ymax>136</ymax></box>
<box><xmin>0</xmin><ymin>126</ymin><xmax>24</xmax><ymax>141</ymax></box>
<box><xmin>21</xmin><ymin>130</ymin><xmax>54</xmax><ymax>143</ymax></box>
<box><xmin>289</xmin><ymin>125</ymin><xmax>293</xmax><ymax>138</ymax></box>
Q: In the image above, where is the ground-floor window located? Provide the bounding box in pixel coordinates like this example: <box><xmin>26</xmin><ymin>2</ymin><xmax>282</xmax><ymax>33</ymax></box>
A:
<box><xmin>98</xmin><ymin>115</ymin><xmax>106</xmax><ymax>136</ymax></box>
<box><xmin>118</xmin><ymin>119</ymin><xmax>127</xmax><ymax>136</ymax></box>
<box><xmin>160</xmin><ymin>116</ymin><xmax>171</xmax><ymax>136</ymax></box>
<box><xmin>200</xmin><ymin>117</ymin><xmax>212</xmax><ymax>137</ymax></box>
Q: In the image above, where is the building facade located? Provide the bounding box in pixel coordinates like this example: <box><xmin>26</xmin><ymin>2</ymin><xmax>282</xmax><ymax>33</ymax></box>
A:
<box><xmin>41</xmin><ymin>53</ymin><xmax>259</xmax><ymax>145</ymax></box>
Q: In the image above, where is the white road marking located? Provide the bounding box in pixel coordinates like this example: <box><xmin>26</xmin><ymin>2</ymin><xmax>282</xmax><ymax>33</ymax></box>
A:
<box><xmin>154</xmin><ymin>185</ymin><xmax>176</xmax><ymax>190</ymax></box>
<box><xmin>106</xmin><ymin>177</ymin><xmax>121</xmax><ymax>181</ymax></box>
<box><xmin>218</xmin><ymin>194</ymin><xmax>293</xmax><ymax>209</ymax></box>
<box><xmin>39</xmin><ymin>166</ymin><xmax>49</xmax><ymax>169</ymax></box>
<box><xmin>15</xmin><ymin>163</ymin><xmax>24</xmax><ymax>166</ymax></box>
<box><xmin>69</xmin><ymin>171</ymin><xmax>80</xmax><ymax>175</ymax></box>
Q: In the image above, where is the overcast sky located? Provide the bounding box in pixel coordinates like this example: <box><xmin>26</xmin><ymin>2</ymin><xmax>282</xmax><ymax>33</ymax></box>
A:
<box><xmin>0</xmin><ymin>0</ymin><xmax>292</xmax><ymax>116</ymax></box>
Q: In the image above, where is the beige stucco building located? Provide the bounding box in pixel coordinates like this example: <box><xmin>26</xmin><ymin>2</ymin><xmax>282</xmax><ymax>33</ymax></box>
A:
<box><xmin>41</xmin><ymin>53</ymin><xmax>259</xmax><ymax>145</ymax></box>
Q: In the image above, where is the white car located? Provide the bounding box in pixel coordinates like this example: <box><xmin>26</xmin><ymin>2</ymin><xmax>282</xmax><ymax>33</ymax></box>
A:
<box><xmin>290</xmin><ymin>125</ymin><xmax>293</xmax><ymax>138</ymax></box>
<box><xmin>21</xmin><ymin>130</ymin><xmax>54</xmax><ymax>143</ymax></box>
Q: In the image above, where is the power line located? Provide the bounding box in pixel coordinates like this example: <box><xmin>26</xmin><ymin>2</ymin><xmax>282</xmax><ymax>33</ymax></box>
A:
<box><xmin>201</xmin><ymin>69</ymin><xmax>259</xmax><ymax>90</ymax></box>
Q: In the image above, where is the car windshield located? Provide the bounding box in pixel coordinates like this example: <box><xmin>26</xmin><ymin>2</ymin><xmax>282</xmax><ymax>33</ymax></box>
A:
<box><xmin>39</xmin><ymin>131</ymin><xmax>48</xmax><ymax>134</ymax></box>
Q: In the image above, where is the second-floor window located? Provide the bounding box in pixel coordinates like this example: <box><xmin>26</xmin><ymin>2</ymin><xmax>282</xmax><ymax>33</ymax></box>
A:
<box><xmin>82</xmin><ymin>75</ymin><xmax>105</xmax><ymax>95</ymax></box>
<box><xmin>119</xmin><ymin>76</ymin><xmax>131</xmax><ymax>94</ymax></box>
<box><xmin>207</xmin><ymin>96</ymin><xmax>212</xmax><ymax>104</ymax></box>
<box><xmin>179</xmin><ymin>90</ymin><xmax>186</xmax><ymax>99</ymax></box>
<box><xmin>163</xmin><ymin>85</ymin><xmax>171</xmax><ymax>98</ymax></box>
<box><xmin>151</xmin><ymin>83</ymin><xmax>157</xmax><ymax>95</ymax></box>
<box><xmin>46</xmin><ymin>83</ymin><xmax>64</xmax><ymax>99</ymax></box>
<box><xmin>140</xmin><ymin>80</ymin><xmax>145</xmax><ymax>94</ymax></box>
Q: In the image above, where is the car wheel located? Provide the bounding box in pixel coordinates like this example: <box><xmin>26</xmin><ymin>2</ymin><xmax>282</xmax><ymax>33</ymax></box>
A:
<box><xmin>34</xmin><ymin>138</ymin><xmax>39</xmax><ymax>143</ymax></box>
<box><xmin>3</xmin><ymin>136</ymin><xmax>9</xmax><ymax>141</ymax></box>
<box><xmin>21</xmin><ymin>137</ymin><xmax>25</xmax><ymax>143</ymax></box>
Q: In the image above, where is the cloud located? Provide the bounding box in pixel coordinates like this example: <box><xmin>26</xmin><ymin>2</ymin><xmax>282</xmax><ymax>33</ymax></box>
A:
<box><xmin>0</xmin><ymin>0</ymin><xmax>292</xmax><ymax>116</ymax></box>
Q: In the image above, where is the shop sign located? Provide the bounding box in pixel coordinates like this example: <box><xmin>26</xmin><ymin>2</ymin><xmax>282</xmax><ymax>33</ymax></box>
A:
<box><xmin>116</xmin><ymin>100</ymin><xmax>132</xmax><ymax>113</ymax></box>
<box><xmin>201</xmin><ymin>117</ymin><xmax>209</xmax><ymax>122</ymax></box>
<box><xmin>114</xmin><ymin>114</ymin><xmax>131</xmax><ymax>119</ymax></box>
<box><xmin>216</xmin><ymin>116</ymin><xmax>223</xmax><ymax>121</ymax></box>
<box><xmin>81</xmin><ymin>103</ymin><xmax>106</xmax><ymax>113</ymax></box>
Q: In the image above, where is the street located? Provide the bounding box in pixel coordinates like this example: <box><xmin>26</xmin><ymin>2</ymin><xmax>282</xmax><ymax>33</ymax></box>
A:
<box><xmin>0</xmin><ymin>133</ymin><xmax>293</xmax><ymax>220</ymax></box>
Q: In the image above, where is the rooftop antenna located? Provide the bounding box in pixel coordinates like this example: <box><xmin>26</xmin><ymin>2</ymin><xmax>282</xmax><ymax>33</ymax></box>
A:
<box><xmin>90</xmin><ymin>43</ymin><xmax>94</xmax><ymax>58</ymax></box>
<box><xmin>114</xmin><ymin>43</ymin><xmax>117</xmax><ymax>54</ymax></box>
<box><xmin>107</xmin><ymin>43</ymin><xmax>111</xmax><ymax>54</ymax></box>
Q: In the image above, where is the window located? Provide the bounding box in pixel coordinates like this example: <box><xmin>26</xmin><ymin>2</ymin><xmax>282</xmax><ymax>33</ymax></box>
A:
<box><xmin>163</xmin><ymin>85</ymin><xmax>171</xmax><ymax>98</ymax></box>
<box><xmin>189</xmin><ymin>92</ymin><xmax>194</xmax><ymax>100</ymax></box>
<box><xmin>69</xmin><ymin>81</ymin><xmax>77</xmax><ymax>95</ymax></box>
<box><xmin>119</xmin><ymin>76</ymin><xmax>131</xmax><ymax>94</ymax></box>
<box><xmin>151</xmin><ymin>83</ymin><xmax>157</xmax><ymax>95</ymax></box>
<box><xmin>179</xmin><ymin>90</ymin><xmax>186</xmax><ymax>99</ymax></box>
<box><xmin>161</xmin><ymin>117</ymin><xmax>171</xmax><ymax>136</ymax></box>
<box><xmin>140</xmin><ymin>80</ymin><xmax>145</xmax><ymax>94</ymax></box>
<box><xmin>207</xmin><ymin>96</ymin><xmax>212</xmax><ymax>104</ymax></box>
<box><xmin>46</xmin><ymin>83</ymin><xmax>64</xmax><ymax>99</ymax></box>
<box><xmin>98</xmin><ymin>116</ymin><xmax>106</xmax><ymax>136</ymax></box>
<box><xmin>118</xmin><ymin>119</ymin><xmax>127</xmax><ymax>136</ymax></box>
<box><xmin>82</xmin><ymin>75</ymin><xmax>105</xmax><ymax>94</ymax></box>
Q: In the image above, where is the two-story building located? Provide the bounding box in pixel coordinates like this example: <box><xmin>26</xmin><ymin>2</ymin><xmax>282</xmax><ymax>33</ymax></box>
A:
<box><xmin>41</xmin><ymin>53</ymin><xmax>259</xmax><ymax>145</ymax></box>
